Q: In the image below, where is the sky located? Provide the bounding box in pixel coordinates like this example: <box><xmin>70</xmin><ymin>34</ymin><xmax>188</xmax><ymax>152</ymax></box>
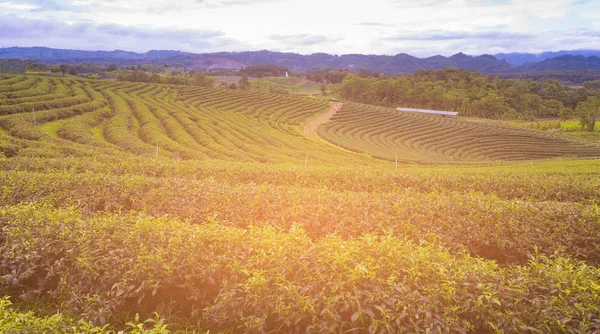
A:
<box><xmin>0</xmin><ymin>0</ymin><xmax>599</xmax><ymax>57</ymax></box>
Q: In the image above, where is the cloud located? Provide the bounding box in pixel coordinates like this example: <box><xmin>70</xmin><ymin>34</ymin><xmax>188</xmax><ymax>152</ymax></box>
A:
<box><xmin>0</xmin><ymin>0</ymin><xmax>599</xmax><ymax>56</ymax></box>
<box><xmin>355</xmin><ymin>22</ymin><xmax>396</xmax><ymax>27</ymax></box>
<box><xmin>384</xmin><ymin>30</ymin><xmax>533</xmax><ymax>42</ymax></box>
<box><xmin>373</xmin><ymin>28</ymin><xmax>600</xmax><ymax>56</ymax></box>
<box><xmin>2</xmin><ymin>0</ymin><xmax>92</xmax><ymax>12</ymax></box>
<box><xmin>194</xmin><ymin>0</ymin><xmax>276</xmax><ymax>8</ymax></box>
<box><xmin>269</xmin><ymin>34</ymin><xmax>343</xmax><ymax>46</ymax></box>
<box><xmin>0</xmin><ymin>14</ymin><xmax>243</xmax><ymax>53</ymax></box>
<box><xmin>389</xmin><ymin>0</ymin><xmax>453</xmax><ymax>6</ymax></box>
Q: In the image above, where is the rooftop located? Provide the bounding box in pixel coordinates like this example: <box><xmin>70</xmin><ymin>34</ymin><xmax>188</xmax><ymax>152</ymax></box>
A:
<box><xmin>396</xmin><ymin>107</ymin><xmax>459</xmax><ymax>116</ymax></box>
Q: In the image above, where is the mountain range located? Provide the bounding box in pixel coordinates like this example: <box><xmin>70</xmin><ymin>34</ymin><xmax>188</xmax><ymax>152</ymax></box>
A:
<box><xmin>2</xmin><ymin>47</ymin><xmax>600</xmax><ymax>75</ymax></box>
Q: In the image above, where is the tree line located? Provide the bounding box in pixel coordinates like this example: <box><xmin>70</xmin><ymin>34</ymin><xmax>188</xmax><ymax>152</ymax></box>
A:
<box><xmin>338</xmin><ymin>68</ymin><xmax>599</xmax><ymax>130</ymax></box>
<box><xmin>116</xmin><ymin>70</ymin><xmax>216</xmax><ymax>87</ymax></box>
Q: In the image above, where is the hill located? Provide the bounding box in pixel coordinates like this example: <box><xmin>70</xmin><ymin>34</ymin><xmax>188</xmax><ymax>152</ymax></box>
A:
<box><xmin>0</xmin><ymin>47</ymin><xmax>513</xmax><ymax>74</ymax></box>
<box><xmin>1</xmin><ymin>74</ymin><xmax>598</xmax><ymax>163</ymax></box>
<box><xmin>514</xmin><ymin>55</ymin><xmax>600</xmax><ymax>72</ymax></box>
<box><xmin>498</xmin><ymin>70</ymin><xmax>600</xmax><ymax>85</ymax></box>
<box><xmin>1</xmin><ymin>73</ymin><xmax>600</xmax><ymax>332</ymax></box>
<box><xmin>495</xmin><ymin>49</ymin><xmax>600</xmax><ymax>66</ymax></box>
<box><xmin>7</xmin><ymin>47</ymin><xmax>600</xmax><ymax>75</ymax></box>
<box><xmin>318</xmin><ymin>102</ymin><xmax>600</xmax><ymax>163</ymax></box>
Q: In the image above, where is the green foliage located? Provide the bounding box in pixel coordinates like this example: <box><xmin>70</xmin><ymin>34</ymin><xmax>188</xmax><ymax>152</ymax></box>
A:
<box><xmin>1</xmin><ymin>73</ymin><xmax>600</xmax><ymax>332</ymax></box>
<box><xmin>500</xmin><ymin>70</ymin><xmax>600</xmax><ymax>85</ymax></box>
<box><xmin>0</xmin><ymin>59</ymin><xmax>26</xmax><ymax>73</ymax></box>
<box><xmin>240</xmin><ymin>64</ymin><xmax>289</xmax><ymax>78</ymax></box>
<box><xmin>339</xmin><ymin>68</ymin><xmax>600</xmax><ymax>120</ymax></box>
<box><xmin>191</xmin><ymin>72</ymin><xmax>216</xmax><ymax>88</ymax></box>
<box><xmin>576</xmin><ymin>96</ymin><xmax>600</xmax><ymax>131</ymax></box>
<box><xmin>318</xmin><ymin>102</ymin><xmax>600</xmax><ymax>163</ymax></box>
<box><xmin>306</xmin><ymin>69</ymin><xmax>350</xmax><ymax>84</ymax></box>
<box><xmin>0</xmin><ymin>204</ymin><xmax>599</xmax><ymax>332</ymax></box>
<box><xmin>238</xmin><ymin>74</ymin><xmax>250</xmax><ymax>90</ymax></box>
<box><xmin>0</xmin><ymin>297</ymin><xmax>172</xmax><ymax>333</ymax></box>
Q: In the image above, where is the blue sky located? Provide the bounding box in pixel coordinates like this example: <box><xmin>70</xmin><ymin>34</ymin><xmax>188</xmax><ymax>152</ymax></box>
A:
<box><xmin>0</xmin><ymin>0</ymin><xmax>599</xmax><ymax>56</ymax></box>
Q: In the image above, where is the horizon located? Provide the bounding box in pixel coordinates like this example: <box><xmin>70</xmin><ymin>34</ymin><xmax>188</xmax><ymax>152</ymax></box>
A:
<box><xmin>1</xmin><ymin>0</ymin><xmax>599</xmax><ymax>57</ymax></box>
<box><xmin>2</xmin><ymin>45</ymin><xmax>600</xmax><ymax>59</ymax></box>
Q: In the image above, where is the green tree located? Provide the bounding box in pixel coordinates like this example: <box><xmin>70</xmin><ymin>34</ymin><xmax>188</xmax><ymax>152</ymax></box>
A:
<box><xmin>576</xmin><ymin>96</ymin><xmax>600</xmax><ymax>132</ymax></box>
<box><xmin>320</xmin><ymin>84</ymin><xmax>327</xmax><ymax>96</ymax></box>
<box><xmin>559</xmin><ymin>107</ymin><xmax>573</xmax><ymax>121</ymax></box>
<box><xmin>50</xmin><ymin>66</ymin><xmax>60</xmax><ymax>73</ymax></box>
<box><xmin>149</xmin><ymin>73</ymin><xmax>162</xmax><ymax>83</ymax></box>
<box><xmin>238</xmin><ymin>75</ymin><xmax>250</xmax><ymax>90</ymax></box>
<box><xmin>59</xmin><ymin>64</ymin><xmax>69</xmax><ymax>76</ymax></box>
<box><xmin>192</xmin><ymin>72</ymin><xmax>216</xmax><ymax>88</ymax></box>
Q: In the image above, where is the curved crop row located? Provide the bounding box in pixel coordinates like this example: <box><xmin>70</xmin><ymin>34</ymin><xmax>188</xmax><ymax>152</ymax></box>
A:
<box><xmin>319</xmin><ymin>102</ymin><xmax>600</xmax><ymax>163</ymax></box>
<box><xmin>0</xmin><ymin>74</ymin><xmax>372</xmax><ymax>165</ymax></box>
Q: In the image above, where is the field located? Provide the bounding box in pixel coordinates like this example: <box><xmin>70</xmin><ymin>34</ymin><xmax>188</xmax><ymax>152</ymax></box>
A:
<box><xmin>318</xmin><ymin>102</ymin><xmax>600</xmax><ymax>163</ymax></box>
<box><xmin>1</xmin><ymin>74</ymin><xmax>600</xmax><ymax>333</ymax></box>
<box><xmin>508</xmin><ymin>119</ymin><xmax>600</xmax><ymax>141</ymax></box>
<box><xmin>216</xmin><ymin>76</ymin><xmax>322</xmax><ymax>95</ymax></box>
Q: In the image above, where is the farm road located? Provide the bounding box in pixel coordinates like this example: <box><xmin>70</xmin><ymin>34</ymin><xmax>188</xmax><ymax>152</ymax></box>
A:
<box><xmin>303</xmin><ymin>102</ymin><xmax>342</xmax><ymax>137</ymax></box>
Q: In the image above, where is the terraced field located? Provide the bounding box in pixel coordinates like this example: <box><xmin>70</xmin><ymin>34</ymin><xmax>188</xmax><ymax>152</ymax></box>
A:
<box><xmin>318</xmin><ymin>102</ymin><xmax>600</xmax><ymax>163</ymax></box>
<box><xmin>0</xmin><ymin>74</ymin><xmax>374</xmax><ymax>165</ymax></box>
<box><xmin>2</xmin><ymin>74</ymin><xmax>600</xmax><ymax>165</ymax></box>
<box><xmin>1</xmin><ymin>74</ymin><xmax>600</xmax><ymax>333</ymax></box>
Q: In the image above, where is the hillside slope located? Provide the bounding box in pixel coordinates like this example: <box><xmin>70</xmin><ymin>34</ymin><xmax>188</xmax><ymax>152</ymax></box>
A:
<box><xmin>1</xmin><ymin>74</ymin><xmax>599</xmax><ymax>164</ymax></box>
<box><xmin>318</xmin><ymin>103</ymin><xmax>600</xmax><ymax>163</ymax></box>
<box><xmin>0</xmin><ymin>74</ymin><xmax>375</xmax><ymax>165</ymax></box>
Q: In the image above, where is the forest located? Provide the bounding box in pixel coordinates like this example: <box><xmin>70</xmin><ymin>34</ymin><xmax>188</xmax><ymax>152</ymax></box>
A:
<box><xmin>339</xmin><ymin>67</ymin><xmax>600</xmax><ymax>121</ymax></box>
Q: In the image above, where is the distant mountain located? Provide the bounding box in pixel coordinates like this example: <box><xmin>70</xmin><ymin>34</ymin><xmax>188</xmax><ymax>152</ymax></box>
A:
<box><xmin>205</xmin><ymin>51</ymin><xmax>512</xmax><ymax>74</ymax></box>
<box><xmin>514</xmin><ymin>55</ymin><xmax>600</xmax><ymax>72</ymax></box>
<box><xmin>0</xmin><ymin>47</ymin><xmax>189</xmax><ymax>62</ymax></box>
<box><xmin>0</xmin><ymin>47</ymin><xmax>141</xmax><ymax>60</ymax></box>
<box><xmin>3</xmin><ymin>46</ymin><xmax>600</xmax><ymax>75</ymax></box>
<box><xmin>495</xmin><ymin>49</ymin><xmax>600</xmax><ymax>66</ymax></box>
<box><xmin>0</xmin><ymin>47</ymin><xmax>512</xmax><ymax>74</ymax></box>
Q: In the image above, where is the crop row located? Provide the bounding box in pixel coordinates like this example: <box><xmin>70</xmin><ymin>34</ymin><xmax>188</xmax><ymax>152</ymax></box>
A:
<box><xmin>1</xmin><ymin>203</ymin><xmax>598</xmax><ymax>333</ymax></box>
<box><xmin>0</xmin><ymin>74</ymin><xmax>373</xmax><ymax>164</ymax></box>
<box><xmin>319</xmin><ymin>103</ymin><xmax>600</xmax><ymax>163</ymax></box>
<box><xmin>2</xmin><ymin>166</ymin><xmax>599</xmax><ymax>265</ymax></box>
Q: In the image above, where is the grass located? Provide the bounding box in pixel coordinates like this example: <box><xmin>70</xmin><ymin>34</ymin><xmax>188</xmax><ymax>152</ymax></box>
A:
<box><xmin>507</xmin><ymin>119</ymin><xmax>600</xmax><ymax>141</ymax></box>
<box><xmin>38</xmin><ymin>119</ymin><xmax>63</xmax><ymax>136</ymax></box>
<box><xmin>216</xmin><ymin>76</ymin><xmax>322</xmax><ymax>95</ymax></box>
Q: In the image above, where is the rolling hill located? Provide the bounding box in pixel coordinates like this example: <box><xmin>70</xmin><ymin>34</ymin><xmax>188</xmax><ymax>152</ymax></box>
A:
<box><xmin>1</xmin><ymin>73</ymin><xmax>600</xmax><ymax>333</ymax></box>
<box><xmin>1</xmin><ymin>74</ymin><xmax>599</xmax><ymax>164</ymax></box>
<box><xmin>318</xmin><ymin>102</ymin><xmax>600</xmax><ymax>163</ymax></box>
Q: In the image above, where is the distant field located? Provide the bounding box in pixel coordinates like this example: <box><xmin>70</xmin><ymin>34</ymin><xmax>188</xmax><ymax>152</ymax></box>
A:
<box><xmin>508</xmin><ymin>119</ymin><xmax>600</xmax><ymax>141</ymax></box>
<box><xmin>318</xmin><ymin>102</ymin><xmax>600</xmax><ymax>163</ymax></box>
<box><xmin>216</xmin><ymin>75</ymin><xmax>322</xmax><ymax>95</ymax></box>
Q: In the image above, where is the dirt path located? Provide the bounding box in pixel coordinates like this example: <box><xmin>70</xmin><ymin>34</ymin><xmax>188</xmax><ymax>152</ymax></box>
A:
<box><xmin>303</xmin><ymin>102</ymin><xmax>342</xmax><ymax>137</ymax></box>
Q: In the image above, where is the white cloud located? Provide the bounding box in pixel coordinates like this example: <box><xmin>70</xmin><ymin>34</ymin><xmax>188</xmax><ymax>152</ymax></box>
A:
<box><xmin>0</xmin><ymin>0</ymin><xmax>599</xmax><ymax>55</ymax></box>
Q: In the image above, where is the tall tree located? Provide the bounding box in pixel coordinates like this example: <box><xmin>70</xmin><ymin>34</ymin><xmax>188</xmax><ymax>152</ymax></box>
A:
<box><xmin>59</xmin><ymin>64</ymin><xmax>69</xmax><ymax>76</ymax></box>
<box><xmin>320</xmin><ymin>84</ymin><xmax>327</xmax><ymax>96</ymax></box>
<box><xmin>238</xmin><ymin>75</ymin><xmax>250</xmax><ymax>90</ymax></box>
<box><xmin>192</xmin><ymin>72</ymin><xmax>216</xmax><ymax>88</ymax></box>
<box><xmin>576</xmin><ymin>96</ymin><xmax>600</xmax><ymax>132</ymax></box>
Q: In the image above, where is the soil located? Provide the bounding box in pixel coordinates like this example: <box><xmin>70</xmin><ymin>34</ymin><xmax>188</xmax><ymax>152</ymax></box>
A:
<box><xmin>303</xmin><ymin>102</ymin><xmax>341</xmax><ymax>137</ymax></box>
